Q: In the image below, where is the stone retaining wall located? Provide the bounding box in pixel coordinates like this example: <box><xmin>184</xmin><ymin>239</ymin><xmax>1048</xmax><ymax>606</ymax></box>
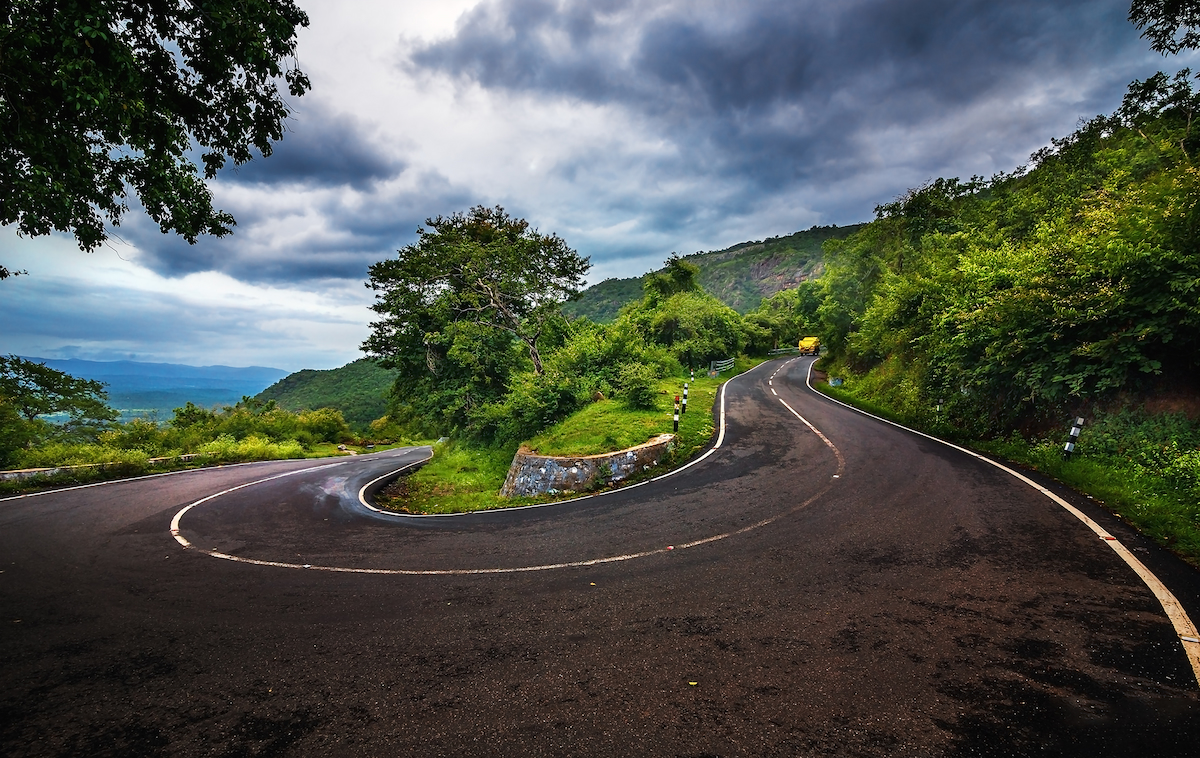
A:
<box><xmin>500</xmin><ymin>434</ymin><xmax>676</xmax><ymax>498</ymax></box>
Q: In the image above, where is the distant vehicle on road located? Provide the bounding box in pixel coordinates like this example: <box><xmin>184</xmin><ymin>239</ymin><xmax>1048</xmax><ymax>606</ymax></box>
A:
<box><xmin>798</xmin><ymin>336</ymin><xmax>821</xmax><ymax>355</ymax></box>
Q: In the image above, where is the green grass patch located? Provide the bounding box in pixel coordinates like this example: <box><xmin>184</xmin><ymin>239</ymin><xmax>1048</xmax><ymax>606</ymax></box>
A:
<box><xmin>379</xmin><ymin>357</ymin><xmax>766</xmax><ymax>514</ymax></box>
<box><xmin>528</xmin><ymin>356</ymin><xmax>762</xmax><ymax>461</ymax></box>
<box><xmin>375</xmin><ymin>441</ymin><xmax>526</xmax><ymax>514</ymax></box>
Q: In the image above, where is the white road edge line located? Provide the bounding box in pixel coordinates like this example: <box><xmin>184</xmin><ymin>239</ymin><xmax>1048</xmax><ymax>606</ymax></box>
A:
<box><xmin>171</xmin><ymin>359</ymin><xmax>844</xmax><ymax>575</ymax></box>
<box><xmin>351</xmin><ymin>359</ymin><xmax>773</xmax><ymax>519</ymax></box>
<box><xmin>0</xmin><ymin>455</ymin><xmax>362</xmax><ymax>503</ymax></box>
<box><xmin>803</xmin><ymin>359</ymin><xmax>1200</xmax><ymax>686</ymax></box>
<box><xmin>171</xmin><ymin>461</ymin><xmax>354</xmax><ymax>548</ymax></box>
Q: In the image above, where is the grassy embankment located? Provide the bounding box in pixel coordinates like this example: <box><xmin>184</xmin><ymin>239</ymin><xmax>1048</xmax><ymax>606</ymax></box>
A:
<box><xmin>812</xmin><ymin>368</ymin><xmax>1200</xmax><ymax>568</ymax></box>
<box><xmin>377</xmin><ymin>358</ymin><xmax>763</xmax><ymax>514</ymax></box>
<box><xmin>0</xmin><ymin>441</ymin><xmax>415</xmax><ymax>498</ymax></box>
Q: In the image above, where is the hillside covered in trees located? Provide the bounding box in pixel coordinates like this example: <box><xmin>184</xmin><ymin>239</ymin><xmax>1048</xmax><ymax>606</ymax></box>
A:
<box><xmin>255</xmin><ymin>358</ymin><xmax>396</xmax><ymax>430</ymax></box>
<box><xmin>778</xmin><ymin>69</ymin><xmax>1200</xmax><ymax>562</ymax></box>
<box><xmin>564</xmin><ymin>223</ymin><xmax>863</xmax><ymax>321</ymax></box>
<box><xmin>813</xmin><ymin>71</ymin><xmax>1200</xmax><ymax>434</ymax></box>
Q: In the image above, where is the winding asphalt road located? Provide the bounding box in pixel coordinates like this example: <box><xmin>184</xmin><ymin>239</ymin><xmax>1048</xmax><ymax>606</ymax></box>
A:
<box><xmin>3</xmin><ymin>357</ymin><xmax>1200</xmax><ymax>757</ymax></box>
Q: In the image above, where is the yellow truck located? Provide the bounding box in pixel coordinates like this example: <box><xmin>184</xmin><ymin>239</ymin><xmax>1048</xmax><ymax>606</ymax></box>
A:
<box><xmin>798</xmin><ymin>336</ymin><xmax>821</xmax><ymax>355</ymax></box>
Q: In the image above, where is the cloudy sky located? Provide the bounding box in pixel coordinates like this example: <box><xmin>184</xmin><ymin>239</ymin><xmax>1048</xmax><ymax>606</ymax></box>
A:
<box><xmin>0</xmin><ymin>0</ymin><xmax>1189</xmax><ymax>370</ymax></box>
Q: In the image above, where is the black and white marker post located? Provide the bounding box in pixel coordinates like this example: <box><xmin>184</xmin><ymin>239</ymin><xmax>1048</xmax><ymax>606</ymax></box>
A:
<box><xmin>674</xmin><ymin>396</ymin><xmax>680</xmax><ymax>433</ymax></box>
<box><xmin>1063</xmin><ymin>417</ymin><xmax>1085</xmax><ymax>459</ymax></box>
<box><xmin>682</xmin><ymin>383</ymin><xmax>688</xmax><ymax>414</ymax></box>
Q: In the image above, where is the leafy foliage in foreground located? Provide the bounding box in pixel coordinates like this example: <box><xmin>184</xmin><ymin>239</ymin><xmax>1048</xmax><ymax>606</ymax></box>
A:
<box><xmin>0</xmin><ymin>0</ymin><xmax>310</xmax><ymax>258</ymax></box>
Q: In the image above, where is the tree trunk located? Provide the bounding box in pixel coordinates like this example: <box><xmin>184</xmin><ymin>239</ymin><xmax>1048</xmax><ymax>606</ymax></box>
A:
<box><xmin>526</xmin><ymin>341</ymin><xmax>544</xmax><ymax>375</ymax></box>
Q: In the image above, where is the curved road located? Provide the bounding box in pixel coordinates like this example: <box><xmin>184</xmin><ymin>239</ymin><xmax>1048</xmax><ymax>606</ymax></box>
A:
<box><xmin>3</xmin><ymin>357</ymin><xmax>1200</xmax><ymax>756</ymax></box>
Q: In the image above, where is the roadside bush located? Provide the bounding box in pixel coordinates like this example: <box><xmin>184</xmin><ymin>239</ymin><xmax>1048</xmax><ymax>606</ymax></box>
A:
<box><xmin>18</xmin><ymin>443</ymin><xmax>152</xmax><ymax>468</ymax></box>
<box><xmin>0</xmin><ymin>401</ymin><xmax>39</xmax><ymax>469</ymax></box>
<box><xmin>472</xmin><ymin>370</ymin><xmax>587</xmax><ymax>444</ymax></box>
<box><xmin>1162</xmin><ymin>448</ymin><xmax>1200</xmax><ymax>491</ymax></box>
<box><xmin>98</xmin><ymin>418</ymin><xmax>170</xmax><ymax>455</ymax></box>
<box><xmin>298</xmin><ymin>407</ymin><xmax>352</xmax><ymax>443</ymax></box>
<box><xmin>617</xmin><ymin>363</ymin><xmax>660</xmax><ymax>410</ymax></box>
<box><xmin>197</xmin><ymin>434</ymin><xmax>305</xmax><ymax>462</ymax></box>
<box><xmin>626</xmin><ymin>290</ymin><xmax>744</xmax><ymax>368</ymax></box>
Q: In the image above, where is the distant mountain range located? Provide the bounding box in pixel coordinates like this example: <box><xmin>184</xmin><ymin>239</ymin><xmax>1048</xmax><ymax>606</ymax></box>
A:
<box><xmin>564</xmin><ymin>222</ymin><xmax>865</xmax><ymax>321</ymax></box>
<box><xmin>22</xmin><ymin>357</ymin><xmax>289</xmax><ymax>421</ymax></box>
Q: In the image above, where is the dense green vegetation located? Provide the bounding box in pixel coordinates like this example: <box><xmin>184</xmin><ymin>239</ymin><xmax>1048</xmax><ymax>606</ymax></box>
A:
<box><xmin>563</xmin><ymin>224</ymin><xmax>863</xmax><ymax>322</ymax></box>
<box><xmin>0</xmin><ymin>354</ymin><xmax>397</xmax><ymax>492</ymax></box>
<box><xmin>255</xmin><ymin>358</ymin><xmax>396</xmax><ymax>430</ymax></box>
<box><xmin>365</xmin><ymin>234</ymin><xmax>765</xmax><ymax>512</ymax></box>
<box><xmin>813</xmin><ymin>72</ymin><xmax>1200</xmax><ymax>433</ymax></box>
<box><xmin>800</xmin><ymin>71</ymin><xmax>1200</xmax><ymax>564</ymax></box>
<box><xmin>367</xmin><ymin>248</ymin><xmax>748</xmax><ymax>448</ymax></box>
<box><xmin>376</xmin><ymin>359</ymin><xmax>756</xmax><ymax>514</ymax></box>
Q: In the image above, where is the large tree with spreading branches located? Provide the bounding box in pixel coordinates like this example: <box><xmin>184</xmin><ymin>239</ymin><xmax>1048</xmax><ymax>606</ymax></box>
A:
<box><xmin>364</xmin><ymin>206</ymin><xmax>590</xmax><ymax>377</ymax></box>
<box><xmin>0</xmin><ymin>0</ymin><xmax>310</xmax><ymax>279</ymax></box>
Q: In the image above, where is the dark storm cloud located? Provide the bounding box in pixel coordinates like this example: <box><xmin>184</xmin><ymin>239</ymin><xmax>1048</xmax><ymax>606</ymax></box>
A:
<box><xmin>219</xmin><ymin>105</ymin><xmax>406</xmax><ymax>190</ymax></box>
<box><xmin>411</xmin><ymin>0</ymin><xmax>1156</xmax><ymax>218</ymax></box>
<box><xmin>121</xmin><ymin>169</ymin><xmax>473</xmax><ymax>284</ymax></box>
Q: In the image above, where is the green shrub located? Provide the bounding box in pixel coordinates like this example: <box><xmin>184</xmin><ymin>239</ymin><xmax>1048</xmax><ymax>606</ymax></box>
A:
<box><xmin>197</xmin><ymin>434</ymin><xmax>305</xmax><ymax>463</ymax></box>
<box><xmin>18</xmin><ymin>443</ymin><xmax>151</xmax><ymax>468</ymax></box>
<box><xmin>618</xmin><ymin>363</ymin><xmax>660</xmax><ymax>410</ymax></box>
<box><xmin>298</xmin><ymin>407</ymin><xmax>352</xmax><ymax>443</ymax></box>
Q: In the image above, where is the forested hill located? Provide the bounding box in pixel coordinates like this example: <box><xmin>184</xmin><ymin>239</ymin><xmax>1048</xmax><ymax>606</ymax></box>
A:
<box><xmin>564</xmin><ymin>223</ymin><xmax>864</xmax><ymax>321</ymax></box>
<box><xmin>815</xmin><ymin>70</ymin><xmax>1200</xmax><ymax>433</ymax></box>
<box><xmin>255</xmin><ymin>359</ymin><xmax>396</xmax><ymax>430</ymax></box>
<box><xmin>18</xmin><ymin>357</ymin><xmax>287</xmax><ymax>420</ymax></box>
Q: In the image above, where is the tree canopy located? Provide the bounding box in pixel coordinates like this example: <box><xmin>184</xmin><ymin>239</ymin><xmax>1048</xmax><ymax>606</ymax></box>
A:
<box><xmin>0</xmin><ymin>0</ymin><xmax>310</xmax><ymax>260</ymax></box>
<box><xmin>642</xmin><ymin>253</ymin><xmax>700</xmax><ymax>301</ymax></box>
<box><xmin>807</xmin><ymin>72</ymin><xmax>1200</xmax><ymax>433</ymax></box>
<box><xmin>0</xmin><ymin>355</ymin><xmax>116</xmax><ymax>424</ymax></box>
<box><xmin>1131</xmin><ymin>0</ymin><xmax>1200</xmax><ymax>53</ymax></box>
<box><xmin>364</xmin><ymin>206</ymin><xmax>591</xmax><ymax>377</ymax></box>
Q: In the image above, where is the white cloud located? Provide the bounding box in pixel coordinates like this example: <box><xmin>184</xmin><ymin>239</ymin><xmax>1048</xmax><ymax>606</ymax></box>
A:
<box><xmin>0</xmin><ymin>231</ymin><xmax>373</xmax><ymax>370</ymax></box>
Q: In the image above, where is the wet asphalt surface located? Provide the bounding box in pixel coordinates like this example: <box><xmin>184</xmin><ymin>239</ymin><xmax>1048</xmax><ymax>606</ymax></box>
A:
<box><xmin>2</xmin><ymin>356</ymin><xmax>1200</xmax><ymax>757</ymax></box>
